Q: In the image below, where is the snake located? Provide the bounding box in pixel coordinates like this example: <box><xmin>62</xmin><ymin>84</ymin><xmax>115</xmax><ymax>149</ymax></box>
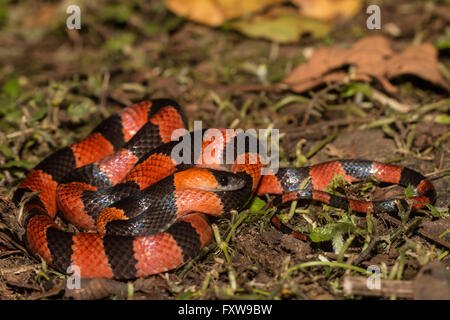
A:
<box><xmin>12</xmin><ymin>99</ymin><xmax>437</xmax><ymax>279</ymax></box>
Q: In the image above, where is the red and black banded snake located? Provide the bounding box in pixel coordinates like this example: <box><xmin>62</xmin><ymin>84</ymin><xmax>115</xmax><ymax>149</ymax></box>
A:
<box><xmin>12</xmin><ymin>99</ymin><xmax>437</xmax><ymax>279</ymax></box>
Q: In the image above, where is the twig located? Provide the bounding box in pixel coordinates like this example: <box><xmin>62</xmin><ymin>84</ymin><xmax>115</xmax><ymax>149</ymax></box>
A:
<box><xmin>381</xmin><ymin>213</ymin><xmax>450</xmax><ymax>250</ymax></box>
<box><xmin>177</xmin><ymin>245</ymin><xmax>212</xmax><ymax>279</ymax></box>
<box><xmin>280</xmin><ymin>116</ymin><xmax>377</xmax><ymax>140</ymax></box>
<box><xmin>0</xmin><ymin>250</ymin><xmax>22</xmax><ymax>258</ymax></box>
<box><xmin>371</xmin><ymin>89</ymin><xmax>412</xmax><ymax>113</ymax></box>
<box><xmin>0</xmin><ymin>264</ymin><xmax>40</xmax><ymax>275</ymax></box>
<box><xmin>425</xmin><ymin>167</ymin><xmax>450</xmax><ymax>179</ymax></box>
<box><xmin>353</xmin><ymin>234</ymin><xmax>382</xmax><ymax>266</ymax></box>
<box><xmin>99</xmin><ymin>71</ymin><xmax>110</xmax><ymax>116</ymax></box>
<box><xmin>286</xmin><ymin>261</ymin><xmax>370</xmax><ymax>276</ymax></box>
<box><xmin>6</xmin><ymin>127</ymin><xmax>35</xmax><ymax>139</ymax></box>
<box><xmin>204</xmin><ymin>81</ymin><xmax>285</xmax><ymax>93</ymax></box>
<box><xmin>343</xmin><ymin>276</ymin><xmax>414</xmax><ymax>298</ymax></box>
<box><xmin>301</xmin><ymin>82</ymin><xmax>343</xmax><ymax>128</ymax></box>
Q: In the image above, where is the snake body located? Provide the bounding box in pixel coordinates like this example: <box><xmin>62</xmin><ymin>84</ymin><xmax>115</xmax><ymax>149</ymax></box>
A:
<box><xmin>12</xmin><ymin>99</ymin><xmax>437</xmax><ymax>279</ymax></box>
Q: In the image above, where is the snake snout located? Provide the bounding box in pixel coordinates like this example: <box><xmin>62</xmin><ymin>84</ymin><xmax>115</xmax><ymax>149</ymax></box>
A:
<box><xmin>210</xmin><ymin>170</ymin><xmax>246</xmax><ymax>191</ymax></box>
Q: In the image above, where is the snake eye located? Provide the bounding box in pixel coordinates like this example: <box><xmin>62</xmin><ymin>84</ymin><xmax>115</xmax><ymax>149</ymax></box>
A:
<box><xmin>210</xmin><ymin>170</ymin><xmax>245</xmax><ymax>191</ymax></box>
<box><xmin>217</xmin><ymin>173</ymin><xmax>229</xmax><ymax>186</ymax></box>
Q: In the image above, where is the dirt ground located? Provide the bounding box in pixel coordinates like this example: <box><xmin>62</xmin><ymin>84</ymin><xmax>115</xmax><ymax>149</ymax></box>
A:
<box><xmin>0</xmin><ymin>0</ymin><xmax>449</xmax><ymax>300</ymax></box>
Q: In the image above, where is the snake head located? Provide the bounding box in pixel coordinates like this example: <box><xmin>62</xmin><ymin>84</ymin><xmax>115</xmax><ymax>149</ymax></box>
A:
<box><xmin>174</xmin><ymin>168</ymin><xmax>246</xmax><ymax>192</ymax></box>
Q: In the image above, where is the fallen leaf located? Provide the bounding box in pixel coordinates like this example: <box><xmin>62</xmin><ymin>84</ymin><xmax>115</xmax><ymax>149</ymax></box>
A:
<box><xmin>419</xmin><ymin>218</ymin><xmax>450</xmax><ymax>243</ymax></box>
<box><xmin>384</xmin><ymin>43</ymin><xmax>449</xmax><ymax>90</ymax></box>
<box><xmin>413</xmin><ymin>261</ymin><xmax>450</xmax><ymax>300</ymax></box>
<box><xmin>229</xmin><ymin>7</ymin><xmax>331</xmax><ymax>43</ymax></box>
<box><xmin>165</xmin><ymin>0</ymin><xmax>287</xmax><ymax>27</ymax></box>
<box><xmin>292</xmin><ymin>0</ymin><xmax>362</xmax><ymax>21</ymax></box>
<box><xmin>283</xmin><ymin>35</ymin><xmax>450</xmax><ymax>95</ymax></box>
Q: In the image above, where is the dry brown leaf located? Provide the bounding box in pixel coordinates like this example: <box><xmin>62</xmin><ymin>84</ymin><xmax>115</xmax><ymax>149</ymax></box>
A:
<box><xmin>283</xmin><ymin>35</ymin><xmax>450</xmax><ymax>95</ymax></box>
<box><xmin>419</xmin><ymin>218</ymin><xmax>450</xmax><ymax>243</ymax></box>
<box><xmin>165</xmin><ymin>0</ymin><xmax>287</xmax><ymax>27</ymax></box>
<box><xmin>413</xmin><ymin>262</ymin><xmax>450</xmax><ymax>300</ymax></box>
<box><xmin>292</xmin><ymin>0</ymin><xmax>362</xmax><ymax>21</ymax></box>
<box><xmin>385</xmin><ymin>43</ymin><xmax>448</xmax><ymax>89</ymax></box>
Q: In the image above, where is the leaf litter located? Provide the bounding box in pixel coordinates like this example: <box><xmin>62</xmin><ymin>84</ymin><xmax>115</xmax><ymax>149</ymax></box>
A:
<box><xmin>283</xmin><ymin>35</ymin><xmax>450</xmax><ymax>94</ymax></box>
